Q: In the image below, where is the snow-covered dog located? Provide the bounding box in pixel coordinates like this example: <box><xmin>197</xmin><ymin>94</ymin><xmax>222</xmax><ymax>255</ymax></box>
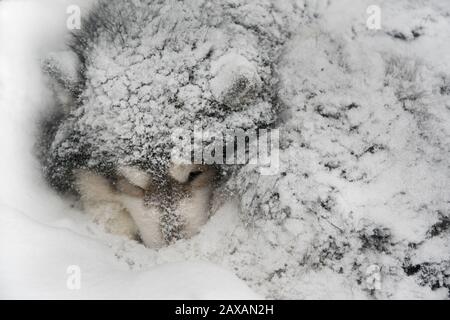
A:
<box><xmin>39</xmin><ymin>0</ymin><xmax>301</xmax><ymax>247</ymax></box>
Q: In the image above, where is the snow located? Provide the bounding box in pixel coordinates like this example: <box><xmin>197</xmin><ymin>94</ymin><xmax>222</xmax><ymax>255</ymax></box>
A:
<box><xmin>0</xmin><ymin>205</ymin><xmax>258</xmax><ymax>299</ymax></box>
<box><xmin>1</xmin><ymin>0</ymin><xmax>450</xmax><ymax>299</ymax></box>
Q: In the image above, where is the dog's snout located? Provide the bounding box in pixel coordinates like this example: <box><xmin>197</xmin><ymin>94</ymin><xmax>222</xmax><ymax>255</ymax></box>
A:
<box><xmin>76</xmin><ymin>163</ymin><xmax>217</xmax><ymax>247</ymax></box>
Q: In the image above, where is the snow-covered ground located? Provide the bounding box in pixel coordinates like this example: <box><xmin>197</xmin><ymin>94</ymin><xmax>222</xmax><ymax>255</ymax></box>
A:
<box><xmin>1</xmin><ymin>0</ymin><xmax>449</xmax><ymax>299</ymax></box>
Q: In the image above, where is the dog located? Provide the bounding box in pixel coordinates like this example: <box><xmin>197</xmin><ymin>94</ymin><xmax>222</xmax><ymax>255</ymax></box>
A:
<box><xmin>39</xmin><ymin>0</ymin><xmax>298</xmax><ymax>247</ymax></box>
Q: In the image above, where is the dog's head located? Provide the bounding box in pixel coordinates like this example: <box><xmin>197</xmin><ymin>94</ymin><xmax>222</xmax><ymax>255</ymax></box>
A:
<box><xmin>39</xmin><ymin>1</ymin><xmax>302</xmax><ymax>244</ymax></box>
<box><xmin>40</xmin><ymin>0</ymin><xmax>303</xmax><ymax>188</ymax></box>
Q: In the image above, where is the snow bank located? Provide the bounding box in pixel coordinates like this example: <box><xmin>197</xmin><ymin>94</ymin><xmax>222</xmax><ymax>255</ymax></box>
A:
<box><xmin>0</xmin><ymin>205</ymin><xmax>258</xmax><ymax>299</ymax></box>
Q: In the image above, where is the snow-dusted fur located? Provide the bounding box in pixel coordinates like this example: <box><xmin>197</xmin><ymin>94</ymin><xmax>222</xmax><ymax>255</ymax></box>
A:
<box><xmin>39</xmin><ymin>0</ymin><xmax>450</xmax><ymax>299</ymax></box>
<box><xmin>41</xmin><ymin>0</ymin><xmax>302</xmax><ymax>192</ymax></box>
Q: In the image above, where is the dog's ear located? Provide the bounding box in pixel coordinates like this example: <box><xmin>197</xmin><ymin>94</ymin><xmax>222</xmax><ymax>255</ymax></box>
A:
<box><xmin>210</xmin><ymin>52</ymin><xmax>262</xmax><ymax>108</ymax></box>
<box><xmin>42</xmin><ymin>50</ymin><xmax>81</xmax><ymax>96</ymax></box>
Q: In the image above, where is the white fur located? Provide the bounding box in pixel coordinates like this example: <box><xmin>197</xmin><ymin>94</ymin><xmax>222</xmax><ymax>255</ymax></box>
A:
<box><xmin>74</xmin><ymin>170</ymin><xmax>138</xmax><ymax>239</ymax></box>
<box><xmin>176</xmin><ymin>187</ymin><xmax>212</xmax><ymax>238</ymax></box>
<box><xmin>117</xmin><ymin>166</ymin><xmax>151</xmax><ymax>189</ymax></box>
<box><xmin>74</xmin><ymin>164</ymin><xmax>214</xmax><ymax>248</ymax></box>
<box><xmin>118</xmin><ymin>194</ymin><xmax>165</xmax><ymax>248</ymax></box>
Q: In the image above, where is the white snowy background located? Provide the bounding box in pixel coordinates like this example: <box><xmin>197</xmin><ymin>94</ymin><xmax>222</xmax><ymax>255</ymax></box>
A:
<box><xmin>1</xmin><ymin>0</ymin><xmax>449</xmax><ymax>299</ymax></box>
